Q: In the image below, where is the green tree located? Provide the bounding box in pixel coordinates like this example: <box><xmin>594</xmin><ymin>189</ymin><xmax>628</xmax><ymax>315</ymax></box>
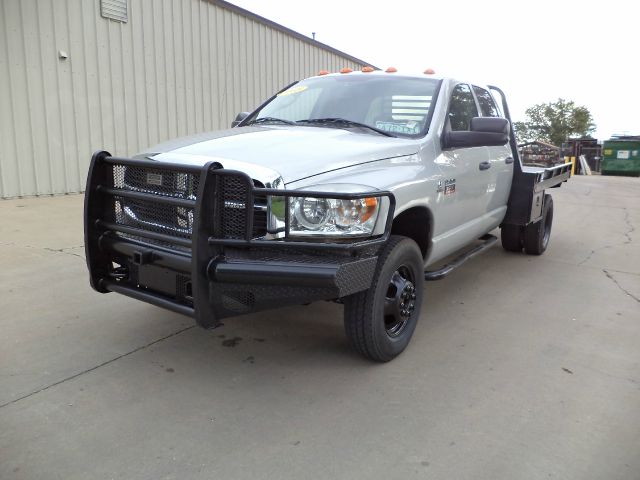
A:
<box><xmin>514</xmin><ymin>98</ymin><xmax>596</xmax><ymax>146</ymax></box>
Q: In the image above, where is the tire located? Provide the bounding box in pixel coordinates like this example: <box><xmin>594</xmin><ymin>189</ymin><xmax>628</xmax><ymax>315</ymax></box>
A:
<box><xmin>501</xmin><ymin>224</ymin><xmax>523</xmax><ymax>252</ymax></box>
<box><xmin>524</xmin><ymin>194</ymin><xmax>553</xmax><ymax>255</ymax></box>
<box><xmin>343</xmin><ymin>235</ymin><xmax>425</xmax><ymax>362</ymax></box>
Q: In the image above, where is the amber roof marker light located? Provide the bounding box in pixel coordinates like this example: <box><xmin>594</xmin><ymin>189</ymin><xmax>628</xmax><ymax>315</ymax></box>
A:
<box><xmin>385</xmin><ymin>67</ymin><xmax>397</xmax><ymax>73</ymax></box>
<box><xmin>424</xmin><ymin>68</ymin><xmax>436</xmax><ymax>75</ymax></box>
<box><xmin>318</xmin><ymin>70</ymin><xmax>330</xmax><ymax>76</ymax></box>
<box><xmin>340</xmin><ymin>67</ymin><xmax>353</xmax><ymax>74</ymax></box>
<box><xmin>362</xmin><ymin>66</ymin><xmax>374</xmax><ymax>73</ymax></box>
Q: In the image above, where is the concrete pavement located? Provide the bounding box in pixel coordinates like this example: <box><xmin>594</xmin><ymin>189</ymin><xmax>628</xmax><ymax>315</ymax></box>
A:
<box><xmin>1</xmin><ymin>176</ymin><xmax>638</xmax><ymax>479</ymax></box>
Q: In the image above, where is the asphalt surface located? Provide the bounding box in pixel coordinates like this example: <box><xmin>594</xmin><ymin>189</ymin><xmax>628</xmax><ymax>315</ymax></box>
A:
<box><xmin>1</xmin><ymin>175</ymin><xmax>638</xmax><ymax>480</ymax></box>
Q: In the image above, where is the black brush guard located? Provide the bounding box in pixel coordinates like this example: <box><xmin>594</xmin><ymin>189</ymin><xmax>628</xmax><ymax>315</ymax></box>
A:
<box><xmin>84</xmin><ymin>151</ymin><xmax>395</xmax><ymax>328</ymax></box>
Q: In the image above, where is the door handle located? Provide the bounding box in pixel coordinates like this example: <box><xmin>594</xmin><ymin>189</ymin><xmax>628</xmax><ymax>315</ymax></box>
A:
<box><xmin>505</xmin><ymin>157</ymin><xmax>514</xmax><ymax>164</ymax></box>
<box><xmin>479</xmin><ymin>161</ymin><xmax>491</xmax><ymax>171</ymax></box>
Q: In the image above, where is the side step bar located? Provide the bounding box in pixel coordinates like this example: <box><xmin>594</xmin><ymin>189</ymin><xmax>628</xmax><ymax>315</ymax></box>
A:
<box><xmin>424</xmin><ymin>234</ymin><xmax>497</xmax><ymax>281</ymax></box>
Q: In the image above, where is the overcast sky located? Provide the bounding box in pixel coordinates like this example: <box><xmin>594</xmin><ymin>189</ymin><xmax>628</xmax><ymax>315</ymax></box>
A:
<box><xmin>228</xmin><ymin>0</ymin><xmax>639</xmax><ymax>140</ymax></box>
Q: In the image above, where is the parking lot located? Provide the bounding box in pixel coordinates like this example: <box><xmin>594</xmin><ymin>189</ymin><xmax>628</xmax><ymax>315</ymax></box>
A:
<box><xmin>1</xmin><ymin>175</ymin><xmax>638</xmax><ymax>479</ymax></box>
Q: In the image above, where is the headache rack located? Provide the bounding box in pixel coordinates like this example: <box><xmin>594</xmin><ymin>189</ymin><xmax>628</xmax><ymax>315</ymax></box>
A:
<box><xmin>84</xmin><ymin>151</ymin><xmax>394</xmax><ymax>328</ymax></box>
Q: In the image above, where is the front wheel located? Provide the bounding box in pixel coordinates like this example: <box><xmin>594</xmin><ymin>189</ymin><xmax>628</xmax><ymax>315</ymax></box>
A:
<box><xmin>343</xmin><ymin>235</ymin><xmax>425</xmax><ymax>362</ymax></box>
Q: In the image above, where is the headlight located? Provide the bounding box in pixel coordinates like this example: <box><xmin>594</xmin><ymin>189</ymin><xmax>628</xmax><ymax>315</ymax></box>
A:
<box><xmin>287</xmin><ymin>196</ymin><xmax>380</xmax><ymax>237</ymax></box>
<box><xmin>293</xmin><ymin>197</ymin><xmax>331</xmax><ymax>230</ymax></box>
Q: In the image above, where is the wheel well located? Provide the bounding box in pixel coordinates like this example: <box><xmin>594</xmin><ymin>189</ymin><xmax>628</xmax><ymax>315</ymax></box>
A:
<box><xmin>391</xmin><ymin>207</ymin><xmax>432</xmax><ymax>258</ymax></box>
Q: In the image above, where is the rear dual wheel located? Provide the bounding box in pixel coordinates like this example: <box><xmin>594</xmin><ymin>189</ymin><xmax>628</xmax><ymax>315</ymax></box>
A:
<box><xmin>343</xmin><ymin>235</ymin><xmax>424</xmax><ymax>362</ymax></box>
<box><xmin>500</xmin><ymin>224</ymin><xmax>523</xmax><ymax>252</ymax></box>
<box><xmin>523</xmin><ymin>195</ymin><xmax>553</xmax><ymax>255</ymax></box>
<box><xmin>500</xmin><ymin>194</ymin><xmax>554</xmax><ymax>255</ymax></box>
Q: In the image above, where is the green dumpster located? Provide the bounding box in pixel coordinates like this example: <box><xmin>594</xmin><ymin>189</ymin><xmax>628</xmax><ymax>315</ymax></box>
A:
<box><xmin>601</xmin><ymin>136</ymin><xmax>640</xmax><ymax>176</ymax></box>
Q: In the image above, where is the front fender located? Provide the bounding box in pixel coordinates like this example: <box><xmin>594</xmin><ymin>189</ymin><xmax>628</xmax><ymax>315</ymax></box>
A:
<box><xmin>286</xmin><ymin>154</ymin><xmax>439</xmax><ymax>218</ymax></box>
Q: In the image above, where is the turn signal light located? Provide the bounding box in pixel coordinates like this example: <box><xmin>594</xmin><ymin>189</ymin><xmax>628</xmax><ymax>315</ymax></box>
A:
<box><xmin>360</xmin><ymin>197</ymin><xmax>379</xmax><ymax>222</ymax></box>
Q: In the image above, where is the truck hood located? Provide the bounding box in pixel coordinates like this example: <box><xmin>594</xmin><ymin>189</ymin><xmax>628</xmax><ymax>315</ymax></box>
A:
<box><xmin>146</xmin><ymin>126</ymin><xmax>419</xmax><ymax>185</ymax></box>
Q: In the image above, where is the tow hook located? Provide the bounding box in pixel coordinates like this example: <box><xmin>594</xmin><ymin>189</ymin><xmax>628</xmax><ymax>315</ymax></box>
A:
<box><xmin>109</xmin><ymin>266</ymin><xmax>128</xmax><ymax>280</ymax></box>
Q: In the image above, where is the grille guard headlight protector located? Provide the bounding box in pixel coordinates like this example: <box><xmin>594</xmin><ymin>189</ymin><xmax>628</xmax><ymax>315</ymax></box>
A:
<box><xmin>267</xmin><ymin>186</ymin><xmax>393</xmax><ymax>239</ymax></box>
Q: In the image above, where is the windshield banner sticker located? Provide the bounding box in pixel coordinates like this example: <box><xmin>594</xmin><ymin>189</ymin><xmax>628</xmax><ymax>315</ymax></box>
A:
<box><xmin>375</xmin><ymin>121</ymin><xmax>420</xmax><ymax>134</ymax></box>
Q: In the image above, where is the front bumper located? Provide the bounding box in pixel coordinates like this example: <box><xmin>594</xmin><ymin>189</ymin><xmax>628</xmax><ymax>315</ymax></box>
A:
<box><xmin>84</xmin><ymin>152</ymin><xmax>394</xmax><ymax>328</ymax></box>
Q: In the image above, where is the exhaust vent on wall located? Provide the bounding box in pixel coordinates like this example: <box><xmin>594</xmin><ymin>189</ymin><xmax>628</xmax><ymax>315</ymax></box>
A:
<box><xmin>101</xmin><ymin>0</ymin><xmax>128</xmax><ymax>23</ymax></box>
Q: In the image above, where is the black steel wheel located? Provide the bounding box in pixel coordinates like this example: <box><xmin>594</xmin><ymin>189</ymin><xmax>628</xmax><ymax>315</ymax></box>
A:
<box><xmin>524</xmin><ymin>194</ymin><xmax>554</xmax><ymax>255</ymax></box>
<box><xmin>500</xmin><ymin>224</ymin><xmax>523</xmax><ymax>252</ymax></box>
<box><xmin>343</xmin><ymin>235</ymin><xmax>424</xmax><ymax>362</ymax></box>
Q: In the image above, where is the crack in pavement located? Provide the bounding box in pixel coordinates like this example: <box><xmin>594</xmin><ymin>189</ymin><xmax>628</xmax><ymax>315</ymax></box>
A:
<box><xmin>578</xmin><ymin>247</ymin><xmax>604</xmax><ymax>266</ymax></box>
<box><xmin>44</xmin><ymin>247</ymin><xmax>85</xmax><ymax>261</ymax></box>
<box><xmin>559</xmin><ymin>202</ymin><xmax>637</xmax><ymax>209</ymax></box>
<box><xmin>603</xmin><ymin>269</ymin><xmax>640</xmax><ymax>304</ymax></box>
<box><xmin>0</xmin><ymin>241</ymin><xmax>85</xmax><ymax>261</ymax></box>
<box><xmin>578</xmin><ymin>208</ymin><xmax>635</xmax><ymax>265</ymax></box>
<box><xmin>575</xmin><ymin>363</ymin><xmax>638</xmax><ymax>387</ymax></box>
<box><xmin>542</xmin><ymin>256</ymin><xmax>640</xmax><ymax>277</ymax></box>
<box><xmin>623</xmin><ymin>209</ymin><xmax>634</xmax><ymax>244</ymax></box>
<box><xmin>0</xmin><ymin>325</ymin><xmax>195</xmax><ymax>410</ymax></box>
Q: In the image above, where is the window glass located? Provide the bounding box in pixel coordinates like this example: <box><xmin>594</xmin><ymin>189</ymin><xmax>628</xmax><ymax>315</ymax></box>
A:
<box><xmin>473</xmin><ymin>86</ymin><xmax>500</xmax><ymax>117</ymax></box>
<box><xmin>262</xmin><ymin>86</ymin><xmax>322</xmax><ymax>121</ymax></box>
<box><xmin>255</xmin><ymin>76</ymin><xmax>440</xmax><ymax>138</ymax></box>
<box><xmin>448</xmin><ymin>84</ymin><xmax>478</xmax><ymax>131</ymax></box>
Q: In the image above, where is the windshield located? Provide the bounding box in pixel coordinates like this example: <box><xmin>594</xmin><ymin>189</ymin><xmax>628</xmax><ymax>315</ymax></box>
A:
<box><xmin>250</xmin><ymin>75</ymin><xmax>441</xmax><ymax>138</ymax></box>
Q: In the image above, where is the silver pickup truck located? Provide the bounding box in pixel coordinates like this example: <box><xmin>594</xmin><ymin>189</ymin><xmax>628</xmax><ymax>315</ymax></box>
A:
<box><xmin>85</xmin><ymin>71</ymin><xmax>570</xmax><ymax>361</ymax></box>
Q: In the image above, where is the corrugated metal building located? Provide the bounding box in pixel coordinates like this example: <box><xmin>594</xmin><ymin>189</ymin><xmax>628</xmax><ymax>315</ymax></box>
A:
<box><xmin>0</xmin><ymin>0</ymin><xmax>369</xmax><ymax>198</ymax></box>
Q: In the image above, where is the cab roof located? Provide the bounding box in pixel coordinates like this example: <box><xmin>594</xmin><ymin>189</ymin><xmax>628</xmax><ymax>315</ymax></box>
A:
<box><xmin>307</xmin><ymin>70</ymin><xmax>447</xmax><ymax>81</ymax></box>
<box><xmin>302</xmin><ymin>70</ymin><xmax>496</xmax><ymax>91</ymax></box>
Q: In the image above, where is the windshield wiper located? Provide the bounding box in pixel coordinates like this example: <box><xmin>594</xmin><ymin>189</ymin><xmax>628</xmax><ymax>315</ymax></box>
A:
<box><xmin>247</xmin><ymin>117</ymin><xmax>297</xmax><ymax>126</ymax></box>
<box><xmin>296</xmin><ymin>118</ymin><xmax>395</xmax><ymax>137</ymax></box>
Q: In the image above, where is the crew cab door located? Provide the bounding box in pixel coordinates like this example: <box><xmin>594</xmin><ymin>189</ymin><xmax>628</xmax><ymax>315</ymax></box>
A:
<box><xmin>472</xmin><ymin>85</ymin><xmax>513</xmax><ymax>215</ymax></box>
<box><xmin>434</xmin><ymin>83</ymin><xmax>489</xmax><ymax>241</ymax></box>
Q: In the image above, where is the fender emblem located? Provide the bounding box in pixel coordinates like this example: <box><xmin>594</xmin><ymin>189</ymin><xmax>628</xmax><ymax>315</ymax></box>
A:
<box><xmin>437</xmin><ymin>179</ymin><xmax>456</xmax><ymax>195</ymax></box>
<box><xmin>444</xmin><ymin>179</ymin><xmax>456</xmax><ymax>195</ymax></box>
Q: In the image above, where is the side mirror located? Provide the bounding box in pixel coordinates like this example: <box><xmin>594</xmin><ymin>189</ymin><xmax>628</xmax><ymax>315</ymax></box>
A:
<box><xmin>231</xmin><ymin>112</ymin><xmax>250</xmax><ymax>128</ymax></box>
<box><xmin>443</xmin><ymin>117</ymin><xmax>509</xmax><ymax>149</ymax></box>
